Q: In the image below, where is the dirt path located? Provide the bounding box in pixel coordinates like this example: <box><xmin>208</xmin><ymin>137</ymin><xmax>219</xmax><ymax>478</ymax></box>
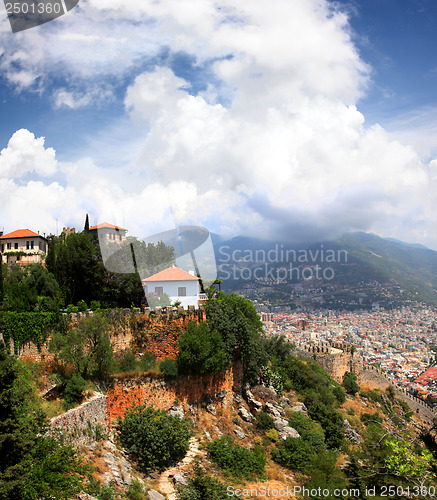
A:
<box><xmin>158</xmin><ymin>437</ymin><xmax>204</xmax><ymax>499</ymax></box>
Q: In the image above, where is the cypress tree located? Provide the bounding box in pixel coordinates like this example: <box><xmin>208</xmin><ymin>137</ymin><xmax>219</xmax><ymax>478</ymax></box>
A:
<box><xmin>0</xmin><ymin>259</ymin><xmax>3</xmax><ymax>303</ymax></box>
<box><xmin>84</xmin><ymin>213</ymin><xmax>90</xmax><ymax>232</ymax></box>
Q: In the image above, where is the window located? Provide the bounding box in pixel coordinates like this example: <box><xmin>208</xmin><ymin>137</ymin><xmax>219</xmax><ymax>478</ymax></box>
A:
<box><xmin>14</xmin><ymin>243</ymin><xmax>18</xmax><ymax>249</ymax></box>
<box><xmin>31</xmin><ymin>241</ymin><xmax>34</xmax><ymax>249</ymax></box>
<box><xmin>155</xmin><ymin>287</ymin><xmax>163</xmax><ymax>296</ymax></box>
<box><xmin>178</xmin><ymin>287</ymin><xmax>186</xmax><ymax>297</ymax></box>
<box><xmin>26</xmin><ymin>241</ymin><xmax>30</xmax><ymax>250</ymax></box>
<box><xmin>1</xmin><ymin>244</ymin><xmax>4</xmax><ymax>252</ymax></box>
<box><xmin>7</xmin><ymin>243</ymin><xmax>11</xmax><ymax>250</ymax></box>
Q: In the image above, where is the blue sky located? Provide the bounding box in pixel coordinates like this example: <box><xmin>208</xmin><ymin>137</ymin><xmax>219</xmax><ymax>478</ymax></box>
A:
<box><xmin>0</xmin><ymin>0</ymin><xmax>436</xmax><ymax>248</ymax></box>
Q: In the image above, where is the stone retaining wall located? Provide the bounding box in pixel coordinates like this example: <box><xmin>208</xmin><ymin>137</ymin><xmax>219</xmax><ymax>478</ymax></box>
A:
<box><xmin>107</xmin><ymin>362</ymin><xmax>243</xmax><ymax>427</ymax></box>
<box><xmin>48</xmin><ymin>392</ymin><xmax>108</xmax><ymax>446</ymax></box>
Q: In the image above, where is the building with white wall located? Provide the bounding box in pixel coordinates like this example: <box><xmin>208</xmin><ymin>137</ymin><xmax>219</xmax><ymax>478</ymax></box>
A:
<box><xmin>142</xmin><ymin>266</ymin><xmax>200</xmax><ymax>308</ymax></box>
<box><xmin>0</xmin><ymin>229</ymin><xmax>47</xmax><ymax>265</ymax></box>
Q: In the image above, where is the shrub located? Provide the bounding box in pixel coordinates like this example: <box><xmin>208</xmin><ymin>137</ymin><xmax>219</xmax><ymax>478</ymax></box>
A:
<box><xmin>118</xmin><ymin>405</ymin><xmax>193</xmax><ymax>472</ymax></box>
<box><xmin>342</xmin><ymin>372</ymin><xmax>360</xmax><ymax>395</ymax></box>
<box><xmin>207</xmin><ymin>436</ymin><xmax>266</xmax><ymax>478</ymax></box>
<box><xmin>77</xmin><ymin>300</ymin><xmax>88</xmax><ymax>313</ymax></box>
<box><xmin>177</xmin><ymin>321</ymin><xmax>228</xmax><ymax>375</ymax></box>
<box><xmin>287</xmin><ymin>411</ymin><xmax>324</xmax><ymax>439</ymax></box>
<box><xmin>63</xmin><ymin>373</ymin><xmax>86</xmax><ymax>406</ymax></box>
<box><xmin>66</xmin><ymin>304</ymin><xmax>78</xmax><ymax>314</ymax></box>
<box><xmin>90</xmin><ymin>300</ymin><xmax>101</xmax><ymax>311</ymax></box>
<box><xmin>360</xmin><ymin>412</ymin><xmax>383</xmax><ymax>427</ymax></box>
<box><xmin>141</xmin><ymin>351</ymin><xmax>156</xmax><ymax>370</ymax></box>
<box><xmin>119</xmin><ymin>351</ymin><xmax>137</xmax><ymax>372</ymax></box>
<box><xmin>159</xmin><ymin>358</ymin><xmax>178</xmax><ymax>378</ymax></box>
<box><xmin>333</xmin><ymin>385</ymin><xmax>346</xmax><ymax>404</ymax></box>
<box><xmin>177</xmin><ymin>466</ymin><xmax>227</xmax><ymax>500</ymax></box>
<box><xmin>256</xmin><ymin>411</ymin><xmax>275</xmax><ymax>430</ymax></box>
<box><xmin>265</xmin><ymin>428</ymin><xmax>279</xmax><ymax>442</ymax></box>
<box><xmin>272</xmin><ymin>437</ymin><xmax>317</xmax><ymax>473</ymax></box>
<box><xmin>126</xmin><ymin>479</ymin><xmax>145</xmax><ymax>500</ymax></box>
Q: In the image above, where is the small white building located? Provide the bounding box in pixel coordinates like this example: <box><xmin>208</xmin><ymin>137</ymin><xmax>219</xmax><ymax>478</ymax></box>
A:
<box><xmin>142</xmin><ymin>266</ymin><xmax>200</xmax><ymax>309</ymax></box>
<box><xmin>0</xmin><ymin>229</ymin><xmax>47</xmax><ymax>265</ymax></box>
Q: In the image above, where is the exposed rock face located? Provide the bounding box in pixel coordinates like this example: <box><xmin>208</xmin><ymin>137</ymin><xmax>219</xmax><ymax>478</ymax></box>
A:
<box><xmin>274</xmin><ymin>418</ymin><xmax>300</xmax><ymax>440</ymax></box>
<box><xmin>264</xmin><ymin>402</ymin><xmax>285</xmax><ymax>418</ymax></box>
<box><xmin>173</xmin><ymin>474</ymin><xmax>188</xmax><ymax>487</ymax></box>
<box><xmin>289</xmin><ymin>402</ymin><xmax>308</xmax><ymax>415</ymax></box>
<box><xmin>206</xmin><ymin>404</ymin><xmax>217</xmax><ymax>416</ymax></box>
<box><xmin>238</xmin><ymin>406</ymin><xmax>255</xmax><ymax>423</ymax></box>
<box><xmin>169</xmin><ymin>404</ymin><xmax>185</xmax><ymax>420</ymax></box>
<box><xmin>233</xmin><ymin>428</ymin><xmax>246</xmax><ymax>440</ymax></box>
<box><xmin>344</xmin><ymin>419</ymin><xmax>361</xmax><ymax>444</ymax></box>
<box><xmin>244</xmin><ymin>389</ymin><xmax>264</xmax><ymax>413</ymax></box>
<box><xmin>148</xmin><ymin>490</ymin><xmax>165</xmax><ymax>500</ymax></box>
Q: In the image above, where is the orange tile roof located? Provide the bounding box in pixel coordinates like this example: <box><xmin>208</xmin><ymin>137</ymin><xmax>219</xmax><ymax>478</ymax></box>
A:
<box><xmin>0</xmin><ymin>229</ymin><xmax>45</xmax><ymax>239</ymax></box>
<box><xmin>143</xmin><ymin>266</ymin><xmax>199</xmax><ymax>282</ymax></box>
<box><xmin>89</xmin><ymin>222</ymin><xmax>127</xmax><ymax>231</ymax></box>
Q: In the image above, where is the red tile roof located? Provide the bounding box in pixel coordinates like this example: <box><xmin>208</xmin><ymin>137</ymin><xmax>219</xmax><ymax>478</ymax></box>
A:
<box><xmin>89</xmin><ymin>222</ymin><xmax>127</xmax><ymax>231</ymax></box>
<box><xmin>0</xmin><ymin>229</ymin><xmax>45</xmax><ymax>239</ymax></box>
<box><xmin>143</xmin><ymin>266</ymin><xmax>199</xmax><ymax>282</ymax></box>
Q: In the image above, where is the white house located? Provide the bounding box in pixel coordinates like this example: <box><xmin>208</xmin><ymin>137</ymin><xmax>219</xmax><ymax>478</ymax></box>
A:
<box><xmin>0</xmin><ymin>229</ymin><xmax>48</xmax><ymax>265</ymax></box>
<box><xmin>142</xmin><ymin>265</ymin><xmax>200</xmax><ymax>309</ymax></box>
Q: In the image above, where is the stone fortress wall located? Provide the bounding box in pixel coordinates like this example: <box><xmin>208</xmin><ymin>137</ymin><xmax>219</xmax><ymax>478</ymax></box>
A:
<box><xmin>292</xmin><ymin>341</ymin><xmax>436</xmax><ymax>427</ymax></box>
<box><xmin>8</xmin><ymin>308</ymin><xmax>436</xmax><ymax>432</ymax></box>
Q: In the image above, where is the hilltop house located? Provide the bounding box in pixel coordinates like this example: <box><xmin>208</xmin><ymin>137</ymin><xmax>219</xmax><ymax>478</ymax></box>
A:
<box><xmin>0</xmin><ymin>229</ymin><xmax>48</xmax><ymax>265</ymax></box>
<box><xmin>143</xmin><ymin>265</ymin><xmax>201</xmax><ymax>309</ymax></box>
<box><xmin>89</xmin><ymin>222</ymin><xmax>127</xmax><ymax>244</ymax></box>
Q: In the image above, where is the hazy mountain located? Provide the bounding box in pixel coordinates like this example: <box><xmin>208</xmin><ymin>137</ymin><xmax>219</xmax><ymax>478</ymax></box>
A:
<box><xmin>212</xmin><ymin>231</ymin><xmax>437</xmax><ymax>306</ymax></box>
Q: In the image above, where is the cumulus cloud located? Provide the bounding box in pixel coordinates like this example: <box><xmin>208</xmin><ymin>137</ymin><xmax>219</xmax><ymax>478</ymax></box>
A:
<box><xmin>0</xmin><ymin>129</ymin><xmax>57</xmax><ymax>178</ymax></box>
<box><xmin>0</xmin><ymin>0</ymin><xmax>436</xmax><ymax>247</ymax></box>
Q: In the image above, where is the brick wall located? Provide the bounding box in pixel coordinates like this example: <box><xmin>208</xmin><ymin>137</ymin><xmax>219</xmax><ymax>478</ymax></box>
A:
<box><xmin>107</xmin><ymin>362</ymin><xmax>243</xmax><ymax>426</ymax></box>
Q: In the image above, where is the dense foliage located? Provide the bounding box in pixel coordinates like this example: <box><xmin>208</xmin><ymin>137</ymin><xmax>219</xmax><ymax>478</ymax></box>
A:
<box><xmin>50</xmin><ymin>312</ymin><xmax>115</xmax><ymax>379</ymax></box>
<box><xmin>177</xmin><ymin>321</ymin><xmax>229</xmax><ymax>375</ymax></box>
<box><xmin>118</xmin><ymin>405</ymin><xmax>193</xmax><ymax>472</ymax></box>
<box><xmin>204</xmin><ymin>291</ymin><xmax>265</xmax><ymax>383</ymax></box>
<box><xmin>177</xmin><ymin>466</ymin><xmax>228</xmax><ymax>500</ymax></box>
<box><xmin>207</xmin><ymin>436</ymin><xmax>266</xmax><ymax>479</ymax></box>
<box><xmin>0</xmin><ymin>347</ymin><xmax>88</xmax><ymax>499</ymax></box>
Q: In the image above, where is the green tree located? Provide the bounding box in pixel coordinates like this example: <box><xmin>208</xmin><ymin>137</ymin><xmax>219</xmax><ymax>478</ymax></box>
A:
<box><xmin>177</xmin><ymin>466</ymin><xmax>227</xmax><ymax>500</ymax></box>
<box><xmin>84</xmin><ymin>213</ymin><xmax>90</xmax><ymax>232</ymax></box>
<box><xmin>205</xmin><ymin>292</ymin><xmax>264</xmax><ymax>383</ymax></box>
<box><xmin>177</xmin><ymin>321</ymin><xmax>229</xmax><ymax>375</ymax></box>
<box><xmin>50</xmin><ymin>312</ymin><xmax>115</xmax><ymax>379</ymax></box>
<box><xmin>0</xmin><ymin>260</ymin><xmax>4</xmax><ymax>303</ymax></box>
<box><xmin>0</xmin><ymin>347</ymin><xmax>87</xmax><ymax>499</ymax></box>
<box><xmin>118</xmin><ymin>405</ymin><xmax>193</xmax><ymax>472</ymax></box>
<box><xmin>342</xmin><ymin>371</ymin><xmax>360</xmax><ymax>395</ymax></box>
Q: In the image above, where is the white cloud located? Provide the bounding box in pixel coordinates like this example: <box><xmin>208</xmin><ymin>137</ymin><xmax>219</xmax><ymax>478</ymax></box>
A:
<box><xmin>0</xmin><ymin>0</ymin><xmax>436</xmax><ymax>248</ymax></box>
<box><xmin>0</xmin><ymin>129</ymin><xmax>57</xmax><ymax>178</ymax></box>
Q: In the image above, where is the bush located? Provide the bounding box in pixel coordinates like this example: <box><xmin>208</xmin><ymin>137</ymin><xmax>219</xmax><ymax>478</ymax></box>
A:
<box><xmin>90</xmin><ymin>300</ymin><xmax>101</xmax><ymax>311</ymax></box>
<box><xmin>272</xmin><ymin>437</ymin><xmax>317</xmax><ymax>473</ymax></box>
<box><xmin>265</xmin><ymin>428</ymin><xmax>279</xmax><ymax>442</ymax></box>
<box><xmin>63</xmin><ymin>373</ymin><xmax>86</xmax><ymax>406</ymax></box>
<box><xmin>287</xmin><ymin>411</ymin><xmax>324</xmax><ymax>439</ymax></box>
<box><xmin>159</xmin><ymin>358</ymin><xmax>178</xmax><ymax>378</ymax></box>
<box><xmin>141</xmin><ymin>351</ymin><xmax>156</xmax><ymax>371</ymax></box>
<box><xmin>66</xmin><ymin>304</ymin><xmax>78</xmax><ymax>314</ymax></box>
<box><xmin>256</xmin><ymin>411</ymin><xmax>275</xmax><ymax>430</ymax></box>
<box><xmin>360</xmin><ymin>412</ymin><xmax>383</xmax><ymax>427</ymax></box>
<box><xmin>333</xmin><ymin>385</ymin><xmax>346</xmax><ymax>404</ymax></box>
<box><xmin>207</xmin><ymin>436</ymin><xmax>266</xmax><ymax>478</ymax></box>
<box><xmin>118</xmin><ymin>405</ymin><xmax>193</xmax><ymax>472</ymax></box>
<box><xmin>126</xmin><ymin>479</ymin><xmax>145</xmax><ymax>500</ymax></box>
<box><xmin>177</xmin><ymin>466</ymin><xmax>227</xmax><ymax>500</ymax></box>
<box><xmin>77</xmin><ymin>300</ymin><xmax>88</xmax><ymax>313</ymax></box>
<box><xmin>119</xmin><ymin>351</ymin><xmax>137</xmax><ymax>372</ymax></box>
<box><xmin>177</xmin><ymin>321</ymin><xmax>229</xmax><ymax>375</ymax></box>
<box><xmin>342</xmin><ymin>372</ymin><xmax>360</xmax><ymax>395</ymax></box>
